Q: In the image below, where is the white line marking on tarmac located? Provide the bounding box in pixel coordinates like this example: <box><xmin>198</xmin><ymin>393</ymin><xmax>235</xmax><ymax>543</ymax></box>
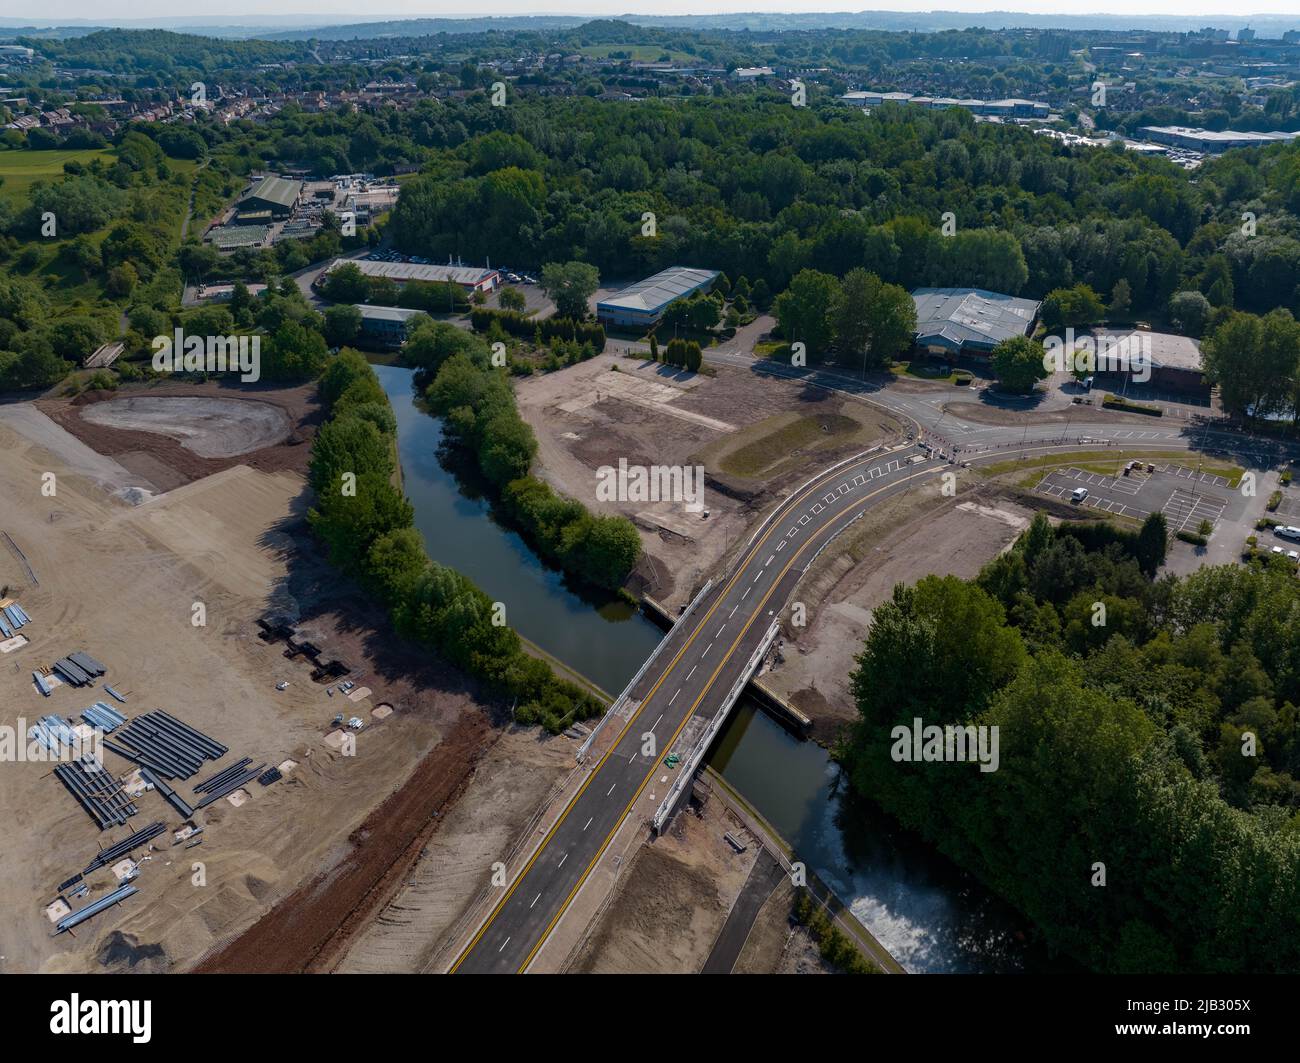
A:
<box><xmin>558</xmin><ymin>853</ymin><xmax>568</xmax><ymax>868</ymax></box>
<box><xmin>687</xmin><ymin>665</ymin><xmax>697</xmax><ymax>680</ymax></box>
<box><xmin>669</xmin><ymin>688</ymin><xmax>680</xmax><ymax>706</ymax></box>
<box><xmin>583</xmin><ymin>817</ymin><xmax>592</xmax><ymax>831</ymax></box>
<box><xmin>729</xmin><ymin>606</ymin><xmax>737</xmax><ymax>619</ymax></box>
<box><xmin>716</xmin><ymin>625</ymin><xmax>725</xmax><ymax>638</ymax></box>
<box><xmin>777</xmin><ymin>540</ymin><xmax>786</xmax><ymax>551</ymax></box>
<box><xmin>742</xmin><ymin>587</ymin><xmax>750</xmax><ymax>599</ymax></box>
<box><xmin>530</xmin><ymin>894</ymin><xmax>540</xmax><ymax>909</ymax></box>
<box><xmin>765</xmin><ymin>554</ymin><xmax>774</xmax><ymax>567</ymax></box>
<box><xmin>702</xmin><ymin>643</ymin><xmax>712</xmax><ymax>658</ymax></box>
<box><xmin>652</xmin><ymin>713</ymin><xmax>662</xmax><ymax>731</ymax></box>
<box><xmin>606</xmin><ymin>783</ymin><xmax>615</xmax><ymax>796</ymax></box>
<box><xmin>499</xmin><ymin>936</ymin><xmax>511</xmax><ymax>951</ymax></box>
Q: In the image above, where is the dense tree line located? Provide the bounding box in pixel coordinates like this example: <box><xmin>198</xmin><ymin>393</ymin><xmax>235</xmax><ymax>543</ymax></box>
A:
<box><xmin>307</xmin><ymin>348</ymin><xmax>605</xmax><ymax>731</ymax></box>
<box><xmin>844</xmin><ymin>512</ymin><xmax>1300</xmax><ymax>972</ymax></box>
<box><xmin>416</xmin><ymin>322</ymin><xmax>641</xmax><ymax>592</ymax></box>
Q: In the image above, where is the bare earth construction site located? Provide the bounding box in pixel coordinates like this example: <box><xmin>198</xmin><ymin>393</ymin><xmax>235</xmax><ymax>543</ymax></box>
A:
<box><xmin>0</xmin><ymin>386</ymin><xmax>537</xmax><ymax>974</ymax></box>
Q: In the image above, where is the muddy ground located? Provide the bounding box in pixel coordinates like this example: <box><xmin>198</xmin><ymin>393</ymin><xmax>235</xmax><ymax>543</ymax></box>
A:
<box><xmin>568</xmin><ymin>792</ymin><xmax>767</xmax><ymax>973</ymax></box>
<box><xmin>515</xmin><ymin>354</ymin><xmax>901</xmax><ymax>609</ymax></box>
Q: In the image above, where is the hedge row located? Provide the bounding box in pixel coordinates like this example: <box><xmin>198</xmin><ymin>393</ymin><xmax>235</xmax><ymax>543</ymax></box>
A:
<box><xmin>469</xmin><ymin>306</ymin><xmax>606</xmax><ymax>349</ymax></box>
<box><xmin>1103</xmin><ymin>394</ymin><xmax>1163</xmax><ymax>416</ymax></box>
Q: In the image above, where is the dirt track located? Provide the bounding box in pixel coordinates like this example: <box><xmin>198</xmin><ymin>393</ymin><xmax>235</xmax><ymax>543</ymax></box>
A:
<box><xmin>194</xmin><ymin>708</ymin><xmax>496</xmax><ymax>974</ymax></box>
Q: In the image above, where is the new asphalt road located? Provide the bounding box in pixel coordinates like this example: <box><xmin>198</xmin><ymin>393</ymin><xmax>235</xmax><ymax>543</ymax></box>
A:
<box><xmin>452</xmin><ymin>356</ymin><xmax>1300</xmax><ymax>974</ymax></box>
<box><xmin>452</xmin><ymin>444</ymin><xmax>947</xmax><ymax>973</ymax></box>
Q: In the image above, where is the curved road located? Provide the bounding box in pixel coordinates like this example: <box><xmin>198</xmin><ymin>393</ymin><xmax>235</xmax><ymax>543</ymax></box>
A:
<box><xmin>451</xmin><ymin>355</ymin><xmax>1298</xmax><ymax>974</ymax></box>
<box><xmin>453</xmin><ymin>443</ymin><xmax>949</xmax><ymax>973</ymax></box>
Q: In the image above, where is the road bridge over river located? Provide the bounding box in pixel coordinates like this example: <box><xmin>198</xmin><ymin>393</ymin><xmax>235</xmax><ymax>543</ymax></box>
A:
<box><xmin>450</xmin><ymin>358</ymin><xmax>1298</xmax><ymax>974</ymax></box>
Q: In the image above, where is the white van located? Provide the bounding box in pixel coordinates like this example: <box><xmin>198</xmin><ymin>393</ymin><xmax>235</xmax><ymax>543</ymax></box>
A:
<box><xmin>1071</xmin><ymin>487</ymin><xmax>1089</xmax><ymax>503</ymax></box>
<box><xmin>1276</xmin><ymin>525</ymin><xmax>1300</xmax><ymax>543</ymax></box>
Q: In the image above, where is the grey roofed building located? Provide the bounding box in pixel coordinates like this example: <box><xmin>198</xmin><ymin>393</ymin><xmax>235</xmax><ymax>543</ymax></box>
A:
<box><xmin>323</xmin><ymin>258</ymin><xmax>500</xmax><ymax>291</ymax></box>
<box><xmin>240</xmin><ymin>175</ymin><xmax>303</xmax><ymax>217</ymax></box>
<box><xmin>596</xmin><ymin>266</ymin><xmax>720</xmax><ymax>328</ymax></box>
<box><xmin>911</xmin><ymin>287</ymin><xmax>1041</xmax><ymax>355</ymax></box>
<box><xmin>355</xmin><ymin>305</ymin><xmax>427</xmax><ymax>347</ymax></box>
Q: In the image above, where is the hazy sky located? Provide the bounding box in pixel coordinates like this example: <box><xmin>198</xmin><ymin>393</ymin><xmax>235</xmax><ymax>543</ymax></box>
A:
<box><xmin>12</xmin><ymin>2</ymin><xmax>1300</xmax><ymax>23</ymax></box>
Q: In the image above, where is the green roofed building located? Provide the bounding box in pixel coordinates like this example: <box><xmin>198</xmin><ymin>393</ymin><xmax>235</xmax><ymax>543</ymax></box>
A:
<box><xmin>239</xmin><ymin>175</ymin><xmax>303</xmax><ymax>219</ymax></box>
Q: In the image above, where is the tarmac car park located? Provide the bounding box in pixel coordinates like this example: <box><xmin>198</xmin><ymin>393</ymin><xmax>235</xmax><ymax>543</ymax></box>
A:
<box><xmin>1035</xmin><ymin>461</ymin><xmax>1244</xmax><ymax>535</ymax></box>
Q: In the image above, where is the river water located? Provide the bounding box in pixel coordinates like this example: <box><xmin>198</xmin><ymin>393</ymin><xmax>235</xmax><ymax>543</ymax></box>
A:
<box><xmin>375</xmin><ymin>361</ymin><xmax>1047</xmax><ymax>973</ymax></box>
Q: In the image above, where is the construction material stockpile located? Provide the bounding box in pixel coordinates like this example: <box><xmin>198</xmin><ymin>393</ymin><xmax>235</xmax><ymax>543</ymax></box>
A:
<box><xmin>54</xmin><ymin>758</ymin><xmax>138</xmax><ymax>829</ymax></box>
<box><xmin>105</xmin><ymin>710</ymin><xmax>227</xmax><ymax>781</ymax></box>
<box><xmin>0</xmin><ymin>600</ymin><xmax>31</xmax><ymax>638</ymax></box>
<box><xmin>192</xmin><ymin>757</ymin><xmax>269</xmax><ymax>809</ymax></box>
<box><xmin>51</xmin><ymin>650</ymin><xmax>107</xmax><ymax>689</ymax></box>
<box><xmin>81</xmin><ymin>701</ymin><xmax>126</xmax><ymax>733</ymax></box>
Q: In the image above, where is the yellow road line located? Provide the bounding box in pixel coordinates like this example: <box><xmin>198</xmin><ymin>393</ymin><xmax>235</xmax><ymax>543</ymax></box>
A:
<box><xmin>515</xmin><ymin>462</ymin><xmax>940</xmax><ymax>972</ymax></box>
<box><xmin>449</xmin><ymin>450</ymin><xmax>902</xmax><ymax>971</ymax></box>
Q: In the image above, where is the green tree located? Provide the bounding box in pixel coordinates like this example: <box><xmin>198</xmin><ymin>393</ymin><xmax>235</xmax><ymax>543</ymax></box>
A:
<box><xmin>991</xmin><ymin>334</ymin><xmax>1049</xmax><ymax>394</ymax></box>
<box><xmin>774</xmin><ymin>268</ymin><xmax>837</xmax><ymax>360</ymax></box>
<box><xmin>540</xmin><ymin>261</ymin><xmax>600</xmax><ymax>321</ymax></box>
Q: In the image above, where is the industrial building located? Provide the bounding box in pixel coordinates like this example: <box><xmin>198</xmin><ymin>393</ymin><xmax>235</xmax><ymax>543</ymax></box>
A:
<box><xmin>321</xmin><ymin>258</ymin><xmax>500</xmax><ymax>293</ymax></box>
<box><xmin>596</xmin><ymin>267</ymin><xmax>720</xmax><ymax>329</ymax></box>
<box><xmin>236</xmin><ymin>175</ymin><xmax>303</xmax><ymax>220</ymax></box>
<box><xmin>1137</xmin><ymin>125</ymin><xmax>1300</xmax><ymax>153</ymax></box>
<box><xmin>1089</xmin><ymin>328</ymin><xmax>1207</xmax><ymax>393</ymax></box>
<box><xmin>840</xmin><ymin>91</ymin><xmax>1051</xmax><ymax>119</ymax></box>
<box><xmin>355</xmin><ymin>305</ymin><xmax>427</xmax><ymax>347</ymax></box>
<box><xmin>911</xmin><ymin>287</ymin><xmax>1041</xmax><ymax>356</ymax></box>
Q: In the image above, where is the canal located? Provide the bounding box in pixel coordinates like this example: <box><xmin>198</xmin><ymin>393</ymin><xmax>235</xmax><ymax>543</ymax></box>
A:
<box><xmin>376</xmin><ymin>361</ymin><xmax>1046</xmax><ymax>973</ymax></box>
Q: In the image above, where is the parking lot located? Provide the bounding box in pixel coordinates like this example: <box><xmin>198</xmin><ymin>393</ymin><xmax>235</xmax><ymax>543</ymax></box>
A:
<box><xmin>1036</xmin><ymin>461</ymin><xmax>1243</xmax><ymax>533</ymax></box>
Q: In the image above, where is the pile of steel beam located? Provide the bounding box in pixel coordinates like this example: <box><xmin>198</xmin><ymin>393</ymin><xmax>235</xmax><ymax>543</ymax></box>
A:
<box><xmin>81</xmin><ymin>702</ymin><xmax>126</xmax><ymax>733</ymax></box>
<box><xmin>106</xmin><ymin>711</ymin><xmax>227</xmax><ymax>781</ymax></box>
<box><xmin>29</xmin><ymin>715</ymin><xmax>79</xmax><ymax>755</ymax></box>
<box><xmin>139</xmin><ymin>768</ymin><xmax>195</xmax><ymax>819</ymax></box>
<box><xmin>194</xmin><ymin>762</ymin><xmax>268</xmax><ymax>809</ymax></box>
<box><xmin>33</xmin><ymin>670</ymin><xmax>54</xmax><ymax>697</ymax></box>
<box><xmin>193</xmin><ymin>758</ymin><xmax>252</xmax><ymax>793</ymax></box>
<box><xmin>69</xmin><ymin>651</ymin><xmax>106</xmax><ymax>677</ymax></box>
<box><xmin>0</xmin><ymin>601</ymin><xmax>30</xmax><ymax>638</ymax></box>
<box><xmin>54</xmin><ymin>883</ymin><xmax>139</xmax><ymax>936</ymax></box>
<box><xmin>81</xmin><ymin>821</ymin><xmax>166</xmax><ymax>876</ymax></box>
<box><xmin>52</xmin><ymin>657</ymin><xmax>94</xmax><ymax>688</ymax></box>
<box><xmin>54</xmin><ymin>757</ymin><xmax>138</xmax><ymax>829</ymax></box>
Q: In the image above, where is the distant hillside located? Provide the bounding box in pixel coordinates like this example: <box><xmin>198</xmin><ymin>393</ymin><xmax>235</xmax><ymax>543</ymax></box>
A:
<box><xmin>259</xmin><ymin>11</ymin><xmax>1300</xmax><ymax>42</ymax></box>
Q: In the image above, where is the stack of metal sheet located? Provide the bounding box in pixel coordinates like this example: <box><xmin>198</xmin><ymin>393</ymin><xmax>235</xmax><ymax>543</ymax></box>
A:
<box><xmin>81</xmin><ymin>702</ymin><xmax>126</xmax><ymax>733</ymax></box>
<box><xmin>28</xmin><ymin>715</ymin><xmax>80</xmax><ymax>754</ymax></box>
<box><xmin>0</xmin><ymin>602</ymin><xmax>30</xmax><ymax>637</ymax></box>
<box><xmin>51</xmin><ymin>658</ymin><xmax>93</xmax><ymax>688</ymax></box>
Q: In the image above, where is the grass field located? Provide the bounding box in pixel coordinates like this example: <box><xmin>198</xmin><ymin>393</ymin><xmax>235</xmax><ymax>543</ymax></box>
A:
<box><xmin>0</xmin><ymin>148</ymin><xmax>114</xmax><ymax>204</ymax></box>
<box><xmin>717</xmin><ymin>411</ymin><xmax>865</xmax><ymax>478</ymax></box>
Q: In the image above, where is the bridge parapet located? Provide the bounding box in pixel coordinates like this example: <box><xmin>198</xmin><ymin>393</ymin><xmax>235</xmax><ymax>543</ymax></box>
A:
<box><xmin>651</xmin><ymin>619</ymin><xmax>781</xmax><ymax>834</ymax></box>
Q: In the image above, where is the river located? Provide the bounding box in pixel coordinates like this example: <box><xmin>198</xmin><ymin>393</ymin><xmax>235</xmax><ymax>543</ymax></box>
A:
<box><xmin>375</xmin><ymin>360</ymin><xmax>1049</xmax><ymax>973</ymax></box>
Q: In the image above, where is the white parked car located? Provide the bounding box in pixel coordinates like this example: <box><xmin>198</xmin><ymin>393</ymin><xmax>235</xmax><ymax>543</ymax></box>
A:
<box><xmin>1071</xmin><ymin>487</ymin><xmax>1089</xmax><ymax>503</ymax></box>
